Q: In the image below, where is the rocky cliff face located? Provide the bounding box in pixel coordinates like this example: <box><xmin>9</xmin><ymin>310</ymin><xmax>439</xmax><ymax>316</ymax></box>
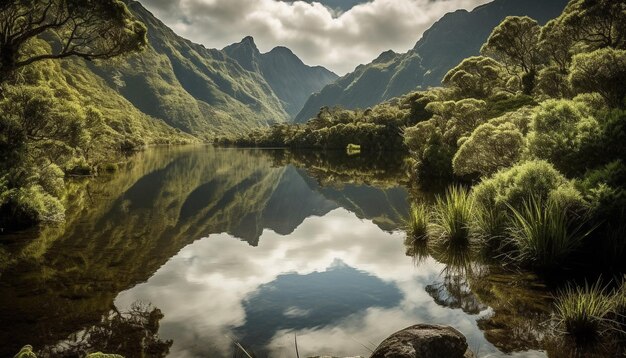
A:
<box><xmin>224</xmin><ymin>37</ymin><xmax>338</xmax><ymax>118</ymax></box>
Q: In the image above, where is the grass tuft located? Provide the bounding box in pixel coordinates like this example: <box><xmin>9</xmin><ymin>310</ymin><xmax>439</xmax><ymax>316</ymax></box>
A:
<box><xmin>431</xmin><ymin>186</ymin><xmax>475</xmax><ymax>245</ymax></box>
<box><xmin>507</xmin><ymin>196</ymin><xmax>590</xmax><ymax>269</ymax></box>
<box><xmin>406</xmin><ymin>203</ymin><xmax>430</xmax><ymax>242</ymax></box>
<box><xmin>471</xmin><ymin>203</ymin><xmax>508</xmax><ymax>252</ymax></box>
<box><xmin>554</xmin><ymin>280</ymin><xmax>613</xmax><ymax>345</ymax></box>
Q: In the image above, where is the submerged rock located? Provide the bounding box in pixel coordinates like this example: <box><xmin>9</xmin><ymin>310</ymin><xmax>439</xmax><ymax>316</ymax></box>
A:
<box><xmin>370</xmin><ymin>324</ymin><xmax>476</xmax><ymax>358</ymax></box>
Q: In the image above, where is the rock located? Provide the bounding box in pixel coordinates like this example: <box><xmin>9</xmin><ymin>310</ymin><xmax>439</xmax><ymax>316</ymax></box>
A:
<box><xmin>370</xmin><ymin>324</ymin><xmax>476</xmax><ymax>358</ymax></box>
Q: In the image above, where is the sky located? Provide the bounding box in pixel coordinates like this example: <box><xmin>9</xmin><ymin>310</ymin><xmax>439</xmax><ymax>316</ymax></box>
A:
<box><xmin>138</xmin><ymin>0</ymin><xmax>491</xmax><ymax>75</ymax></box>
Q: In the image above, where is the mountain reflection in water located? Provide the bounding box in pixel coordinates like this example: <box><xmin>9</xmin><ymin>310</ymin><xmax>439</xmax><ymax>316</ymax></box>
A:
<box><xmin>0</xmin><ymin>147</ymin><xmax>553</xmax><ymax>357</ymax></box>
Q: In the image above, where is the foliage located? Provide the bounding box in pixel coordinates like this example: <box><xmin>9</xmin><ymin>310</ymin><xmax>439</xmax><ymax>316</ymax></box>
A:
<box><xmin>508</xmin><ymin>196</ymin><xmax>590</xmax><ymax>270</ymax></box>
<box><xmin>472</xmin><ymin>160</ymin><xmax>584</xmax><ymax>214</ymax></box>
<box><xmin>406</xmin><ymin>203</ymin><xmax>430</xmax><ymax>242</ymax></box>
<box><xmin>554</xmin><ymin>280</ymin><xmax>614</xmax><ymax>344</ymax></box>
<box><xmin>453</xmin><ymin>121</ymin><xmax>524</xmax><ymax>177</ymax></box>
<box><xmin>536</xmin><ymin>65</ymin><xmax>572</xmax><ymax>99</ymax></box>
<box><xmin>221</xmin><ymin>92</ymin><xmax>426</xmax><ymax>152</ymax></box>
<box><xmin>0</xmin><ymin>0</ymin><xmax>147</xmax><ymax>81</ymax></box>
<box><xmin>480</xmin><ymin>16</ymin><xmax>542</xmax><ymax>94</ymax></box>
<box><xmin>569</xmin><ymin>48</ymin><xmax>626</xmax><ymax>108</ymax></box>
<box><xmin>527</xmin><ymin>99</ymin><xmax>602</xmax><ymax>175</ymax></box>
<box><xmin>558</xmin><ymin>0</ymin><xmax>626</xmax><ymax>51</ymax></box>
<box><xmin>431</xmin><ymin>186</ymin><xmax>475</xmax><ymax>245</ymax></box>
<box><xmin>443</xmin><ymin>56</ymin><xmax>509</xmax><ymax>99</ymax></box>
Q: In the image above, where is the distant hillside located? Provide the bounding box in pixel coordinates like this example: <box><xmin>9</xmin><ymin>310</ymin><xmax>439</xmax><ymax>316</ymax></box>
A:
<box><xmin>224</xmin><ymin>37</ymin><xmax>338</xmax><ymax>118</ymax></box>
<box><xmin>86</xmin><ymin>1</ymin><xmax>290</xmax><ymax>138</ymax></box>
<box><xmin>295</xmin><ymin>0</ymin><xmax>569</xmax><ymax>123</ymax></box>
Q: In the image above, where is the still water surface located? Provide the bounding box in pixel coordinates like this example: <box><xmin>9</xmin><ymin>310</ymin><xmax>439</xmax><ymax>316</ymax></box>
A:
<box><xmin>0</xmin><ymin>146</ymin><xmax>552</xmax><ymax>357</ymax></box>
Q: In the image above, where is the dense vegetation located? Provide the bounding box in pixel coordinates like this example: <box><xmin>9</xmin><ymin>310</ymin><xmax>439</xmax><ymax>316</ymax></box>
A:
<box><xmin>0</xmin><ymin>1</ymin><xmax>202</xmax><ymax>230</ymax></box>
<box><xmin>217</xmin><ymin>91</ymin><xmax>430</xmax><ymax>152</ymax></box>
<box><xmin>231</xmin><ymin>0</ymin><xmax>626</xmax><ymax>347</ymax></box>
<box><xmin>0</xmin><ymin>0</ymin><xmax>339</xmax><ymax>230</ymax></box>
<box><xmin>404</xmin><ymin>0</ymin><xmax>626</xmax><ymax>347</ymax></box>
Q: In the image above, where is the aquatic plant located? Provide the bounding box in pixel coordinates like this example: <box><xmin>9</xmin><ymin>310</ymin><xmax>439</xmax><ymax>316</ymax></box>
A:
<box><xmin>431</xmin><ymin>186</ymin><xmax>475</xmax><ymax>245</ymax></box>
<box><xmin>554</xmin><ymin>280</ymin><xmax>613</xmax><ymax>345</ymax></box>
<box><xmin>507</xmin><ymin>196</ymin><xmax>590</xmax><ymax>269</ymax></box>
<box><xmin>406</xmin><ymin>203</ymin><xmax>430</xmax><ymax>242</ymax></box>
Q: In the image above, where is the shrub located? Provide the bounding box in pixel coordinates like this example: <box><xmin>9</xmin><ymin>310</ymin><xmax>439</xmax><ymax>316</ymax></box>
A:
<box><xmin>569</xmin><ymin>48</ymin><xmax>626</xmax><ymax>108</ymax></box>
<box><xmin>508</xmin><ymin>196</ymin><xmax>590</xmax><ymax>269</ymax></box>
<box><xmin>554</xmin><ymin>280</ymin><xmax>613</xmax><ymax>344</ymax></box>
<box><xmin>431</xmin><ymin>186</ymin><xmax>475</xmax><ymax>245</ymax></box>
<box><xmin>473</xmin><ymin>160</ymin><xmax>584</xmax><ymax>214</ymax></box>
<box><xmin>527</xmin><ymin>99</ymin><xmax>602</xmax><ymax>176</ymax></box>
<box><xmin>453</xmin><ymin>122</ymin><xmax>524</xmax><ymax>177</ymax></box>
<box><xmin>0</xmin><ymin>185</ymin><xmax>65</xmax><ymax>229</ymax></box>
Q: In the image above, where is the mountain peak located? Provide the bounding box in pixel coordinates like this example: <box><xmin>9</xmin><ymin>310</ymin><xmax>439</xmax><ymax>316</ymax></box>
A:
<box><xmin>269</xmin><ymin>46</ymin><xmax>294</xmax><ymax>56</ymax></box>
<box><xmin>242</xmin><ymin>35</ymin><xmax>256</xmax><ymax>46</ymax></box>
<box><xmin>373</xmin><ymin>50</ymin><xmax>397</xmax><ymax>64</ymax></box>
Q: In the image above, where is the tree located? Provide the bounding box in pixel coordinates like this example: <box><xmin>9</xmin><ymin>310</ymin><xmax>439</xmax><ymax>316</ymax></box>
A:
<box><xmin>538</xmin><ymin>19</ymin><xmax>576</xmax><ymax>73</ymax></box>
<box><xmin>559</xmin><ymin>0</ymin><xmax>626</xmax><ymax>51</ymax></box>
<box><xmin>0</xmin><ymin>0</ymin><xmax>147</xmax><ymax>82</ymax></box>
<box><xmin>443</xmin><ymin>56</ymin><xmax>508</xmax><ymax>99</ymax></box>
<box><xmin>569</xmin><ymin>48</ymin><xmax>626</xmax><ymax>108</ymax></box>
<box><xmin>481</xmin><ymin>16</ymin><xmax>543</xmax><ymax>94</ymax></box>
<box><xmin>536</xmin><ymin>65</ymin><xmax>572</xmax><ymax>99</ymax></box>
<box><xmin>453</xmin><ymin>122</ymin><xmax>524</xmax><ymax>177</ymax></box>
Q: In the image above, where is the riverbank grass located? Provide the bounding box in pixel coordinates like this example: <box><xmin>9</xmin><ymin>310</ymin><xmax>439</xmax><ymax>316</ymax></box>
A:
<box><xmin>431</xmin><ymin>186</ymin><xmax>475</xmax><ymax>245</ymax></box>
<box><xmin>406</xmin><ymin>203</ymin><xmax>430</xmax><ymax>242</ymax></box>
<box><xmin>508</xmin><ymin>197</ymin><xmax>588</xmax><ymax>270</ymax></box>
<box><xmin>554</xmin><ymin>280</ymin><xmax>613</xmax><ymax>344</ymax></box>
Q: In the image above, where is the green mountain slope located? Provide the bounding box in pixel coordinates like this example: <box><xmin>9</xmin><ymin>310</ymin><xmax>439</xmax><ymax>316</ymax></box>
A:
<box><xmin>224</xmin><ymin>37</ymin><xmax>339</xmax><ymax>118</ymax></box>
<box><xmin>85</xmin><ymin>1</ymin><xmax>291</xmax><ymax>138</ymax></box>
<box><xmin>294</xmin><ymin>0</ymin><xmax>569</xmax><ymax>123</ymax></box>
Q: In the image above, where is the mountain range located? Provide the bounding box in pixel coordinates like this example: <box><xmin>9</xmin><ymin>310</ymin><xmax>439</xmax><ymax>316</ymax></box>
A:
<box><xmin>223</xmin><ymin>37</ymin><xmax>338</xmax><ymax>118</ymax></box>
<box><xmin>24</xmin><ymin>0</ymin><xmax>572</xmax><ymax>139</ymax></box>
<box><xmin>294</xmin><ymin>0</ymin><xmax>570</xmax><ymax>123</ymax></box>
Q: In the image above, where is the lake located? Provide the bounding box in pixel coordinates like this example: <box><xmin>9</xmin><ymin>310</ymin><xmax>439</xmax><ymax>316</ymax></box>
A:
<box><xmin>0</xmin><ymin>146</ymin><xmax>554</xmax><ymax>357</ymax></box>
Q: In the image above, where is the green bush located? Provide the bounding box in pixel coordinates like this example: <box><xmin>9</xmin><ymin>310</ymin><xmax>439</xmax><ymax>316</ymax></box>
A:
<box><xmin>473</xmin><ymin>160</ymin><xmax>584</xmax><ymax>213</ymax></box>
<box><xmin>0</xmin><ymin>185</ymin><xmax>65</xmax><ymax>229</ymax></box>
<box><xmin>471</xmin><ymin>202</ymin><xmax>508</xmax><ymax>250</ymax></box>
<box><xmin>527</xmin><ymin>99</ymin><xmax>602</xmax><ymax>176</ymax></box>
<box><xmin>453</xmin><ymin>121</ymin><xmax>524</xmax><ymax>177</ymax></box>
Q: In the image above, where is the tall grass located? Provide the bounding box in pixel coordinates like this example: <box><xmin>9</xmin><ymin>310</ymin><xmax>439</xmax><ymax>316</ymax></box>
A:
<box><xmin>471</xmin><ymin>203</ymin><xmax>508</xmax><ymax>251</ymax></box>
<box><xmin>611</xmin><ymin>278</ymin><xmax>626</xmax><ymax>332</ymax></box>
<box><xmin>554</xmin><ymin>280</ymin><xmax>613</xmax><ymax>344</ymax></box>
<box><xmin>405</xmin><ymin>203</ymin><xmax>430</xmax><ymax>242</ymax></box>
<box><xmin>431</xmin><ymin>186</ymin><xmax>475</xmax><ymax>245</ymax></box>
<box><xmin>507</xmin><ymin>196</ymin><xmax>590</xmax><ymax>269</ymax></box>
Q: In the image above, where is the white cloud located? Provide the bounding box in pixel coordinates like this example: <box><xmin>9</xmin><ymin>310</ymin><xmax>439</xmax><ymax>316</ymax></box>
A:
<box><xmin>115</xmin><ymin>208</ymin><xmax>507</xmax><ymax>358</ymax></box>
<box><xmin>138</xmin><ymin>0</ymin><xmax>491</xmax><ymax>74</ymax></box>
